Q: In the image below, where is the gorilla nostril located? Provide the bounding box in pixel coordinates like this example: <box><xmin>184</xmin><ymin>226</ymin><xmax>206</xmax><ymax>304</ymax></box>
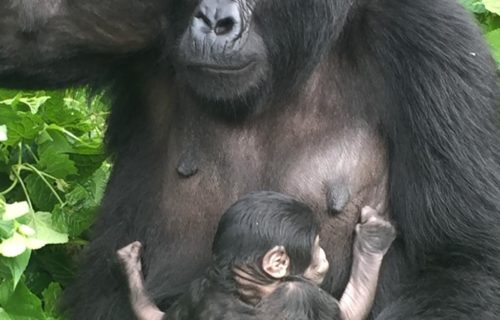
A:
<box><xmin>214</xmin><ymin>17</ymin><xmax>235</xmax><ymax>35</ymax></box>
<box><xmin>195</xmin><ymin>11</ymin><xmax>212</xmax><ymax>28</ymax></box>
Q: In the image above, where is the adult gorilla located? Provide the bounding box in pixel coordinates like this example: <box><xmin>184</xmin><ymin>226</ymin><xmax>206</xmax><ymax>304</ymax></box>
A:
<box><xmin>1</xmin><ymin>0</ymin><xmax>499</xmax><ymax>319</ymax></box>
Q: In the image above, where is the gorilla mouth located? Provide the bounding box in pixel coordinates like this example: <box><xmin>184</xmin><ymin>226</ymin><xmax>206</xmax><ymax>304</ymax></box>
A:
<box><xmin>187</xmin><ymin>61</ymin><xmax>256</xmax><ymax>74</ymax></box>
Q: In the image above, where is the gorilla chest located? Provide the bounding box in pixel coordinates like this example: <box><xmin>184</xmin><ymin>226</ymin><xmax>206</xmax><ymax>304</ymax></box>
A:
<box><xmin>145</xmin><ymin>106</ymin><xmax>388</xmax><ymax>295</ymax></box>
<box><xmin>163</xmin><ymin>111</ymin><xmax>388</xmax><ymax>214</ymax></box>
<box><xmin>160</xmin><ymin>110</ymin><xmax>388</xmax><ymax>250</ymax></box>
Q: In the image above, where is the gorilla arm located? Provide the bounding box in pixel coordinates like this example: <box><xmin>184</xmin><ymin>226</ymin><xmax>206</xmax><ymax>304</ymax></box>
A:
<box><xmin>0</xmin><ymin>0</ymin><xmax>164</xmax><ymax>88</ymax></box>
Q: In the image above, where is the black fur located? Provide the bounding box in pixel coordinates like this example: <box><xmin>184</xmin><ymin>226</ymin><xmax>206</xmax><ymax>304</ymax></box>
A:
<box><xmin>0</xmin><ymin>0</ymin><xmax>499</xmax><ymax>319</ymax></box>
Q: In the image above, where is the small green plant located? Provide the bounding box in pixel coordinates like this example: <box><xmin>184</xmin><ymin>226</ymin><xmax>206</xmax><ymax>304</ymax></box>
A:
<box><xmin>0</xmin><ymin>90</ymin><xmax>109</xmax><ymax>319</ymax></box>
<box><xmin>461</xmin><ymin>0</ymin><xmax>500</xmax><ymax>66</ymax></box>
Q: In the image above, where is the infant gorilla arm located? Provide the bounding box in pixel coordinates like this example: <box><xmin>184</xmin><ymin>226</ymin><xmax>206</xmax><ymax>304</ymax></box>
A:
<box><xmin>117</xmin><ymin>204</ymin><xmax>395</xmax><ymax>320</ymax></box>
<box><xmin>339</xmin><ymin>207</ymin><xmax>395</xmax><ymax>320</ymax></box>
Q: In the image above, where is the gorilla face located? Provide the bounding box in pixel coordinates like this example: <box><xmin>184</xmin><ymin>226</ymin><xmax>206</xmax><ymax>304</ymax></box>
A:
<box><xmin>172</xmin><ymin>0</ymin><xmax>344</xmax><ymax>116</ymax></box>
<box><xmin>174</xmin><ymin>0</ymin><xmax>268</xmax><ymax>109</ymax></box>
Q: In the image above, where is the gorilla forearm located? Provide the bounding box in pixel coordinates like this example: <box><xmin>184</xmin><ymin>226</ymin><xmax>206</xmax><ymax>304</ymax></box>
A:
<box><xmin>0</xmin><ymin>0</ymin><xmax>164</xmax><ymax>88</ymax></box>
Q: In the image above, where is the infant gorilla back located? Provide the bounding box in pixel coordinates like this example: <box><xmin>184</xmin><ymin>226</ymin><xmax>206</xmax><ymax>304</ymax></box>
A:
<box><xmin>166</xmin><ymin>276</ymin><xmax>340</xmax><ymax>320</ymax></box>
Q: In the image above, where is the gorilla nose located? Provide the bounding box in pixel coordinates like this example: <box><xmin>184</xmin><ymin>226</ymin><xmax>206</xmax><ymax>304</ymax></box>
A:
<box><xmin>192</xmin><ymin>0</ymin><xmax>241</xmax><ymax>39</ymax></box>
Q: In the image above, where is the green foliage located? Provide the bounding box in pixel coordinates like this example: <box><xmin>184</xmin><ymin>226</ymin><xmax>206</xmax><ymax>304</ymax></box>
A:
<box><xmin>461</xmin><ymin>0</ymin><xmax>500</xmax><ymax>67</ymax></box>
<box><xmin>0</xmin><ymin>90</ymin><xmax>109</xmax><ymax>319</ymax></box>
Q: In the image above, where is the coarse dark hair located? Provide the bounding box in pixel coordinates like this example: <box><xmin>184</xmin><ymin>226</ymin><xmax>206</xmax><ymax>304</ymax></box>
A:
<box><xmin>212</xmin><ymin>191</ymin><xmax>319</xmax><ymax>276</ymax></box>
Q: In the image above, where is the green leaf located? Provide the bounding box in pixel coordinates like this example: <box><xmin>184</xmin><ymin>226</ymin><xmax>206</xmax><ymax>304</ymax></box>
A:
<box><xmin>460</xmin><ymin>0</ymin><xmax>487</xmax><ymax>13</ymax></box>
<box><xmin>32</xmin><ymin>248</ymin><xmax>77</xmax><ymax>287</ymax></box>
<box><xmin>4</xmin><ymin>112</ymin><xmax>44</xmax><ymax>144</ymax></box>
<box><xmin>52</xmin><ymin>165</ymin><xmax>109</xmax><ymax>237</ymax></box>
<box><xmin>69</xmin><ymin>152</ymin><xmax>106</xmax><ymax>179</ymax></box>
<box><xmin>0</xmin><ymin>308</ymin><xmax>13</xmax><ymax>320</ymax></box>
<box><xmin>25</xmin><ymin>174</ymin><xmax>58</xmax><ymax>212</ymax></box>
<box><xmin>0</xmin><ymin>94</ymin><xmax>21</xmax><ymax>107</ymax></box>
<box><xmin>26</xmin><ymin>212</ymin><xmax>68</xmax><ymax>248</ymax></box>
<box><xmin>1</xmin><ymin>281</ymin><xmax>46</xmax><ymax>320</ymax></box>
<box><xmin>36</xmin><ymin>130</ymin><xmax>73</xmax><ymax>156</ymax></box>
<box><xmin>1</xmin><ymin>250</ymin><xmax>31</xmax><ymax>289</ymax></box>
<box><xmin>0</xmin><ymin>125</ymin><xmax>7</xmax><ymax>142</ymax></box>
<box><xmin>0</xmin><ymin>233</ymin><xmax>27</xmax><ymax>257</ymax></box>
<box><xmin>0</xmin><ymin>197</ymin><xmax>5</xmax><ymax>217</ymax></box>
<box><xmin>0</xmin><ymin>220</ymin><xmax>15</xmax><ymax>239</ymax></box>
<box><xmin>3</xmin><ymin>202</ymin><xmax>30</xmax><ymax>221</ymax></box>
<box><xmin>483</xmin><ymin>0</ymin><xmax>500</xmax><ymax>15</ymax></box>
<box><xmin>0</xmin><ymin>279</ymin><xmax>15</xmax><ymax>306</ymax></box>
<box><xmin>486</xmin><ymin>28</ymin><xmax>500</xmax><ymax>67</ymax></box>
<box><xmin>42</xmin><ymin>283</ymin><xmax>63</xmax><ymax>319</ymax></box>
<box><xmin>18</xmin><ymin>96</ymin><xmax>50</xmax><ymax>115</ymax></box>
<box><xmin>37</xmin><ymin>151</ymin><xmax>77</xmax><ymax>179</ymax></box>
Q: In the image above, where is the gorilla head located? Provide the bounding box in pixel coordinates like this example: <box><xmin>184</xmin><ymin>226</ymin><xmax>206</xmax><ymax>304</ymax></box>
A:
<box><xmin>171</xmin><ymin>0</ymin><xmax>348</xmax><ymax>116</ymax></box>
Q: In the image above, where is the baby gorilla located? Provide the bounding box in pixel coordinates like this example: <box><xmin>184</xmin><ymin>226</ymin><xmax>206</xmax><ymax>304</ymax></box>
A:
<box><xmin>117</xmin><ymin>191</ymin><xmax>396</xmax><ymax>319</ymax></box>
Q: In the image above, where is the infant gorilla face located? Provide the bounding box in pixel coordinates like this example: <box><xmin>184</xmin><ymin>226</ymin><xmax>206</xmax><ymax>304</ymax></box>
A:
<box><xmin>303</xmin><ymin>236</ymin><xmax>329</xmax><ymax>285</ymax></box>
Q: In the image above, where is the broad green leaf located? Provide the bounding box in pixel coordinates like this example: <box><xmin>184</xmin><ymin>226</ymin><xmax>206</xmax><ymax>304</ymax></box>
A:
<box><xmin>24</xmin><ymin>238</ymin><xmax>46</xmax><ymax>250</ymax></box>
<box><xmin>68</xmin><ymin>143</ymin><xmax>107</xmax><ymax>179</ymax></box>
<box><xmin>2</xmin><ymin>250</ymin><xmax>31</xmax><ymax>289</ymax></box>
<box><xmin>51</xmin><ymin>165</ymin><xmax>109</xmax><ymax>237</ymax></box>
<box><xmin>0</xmin><ymin>220</ymin><xmax>15</xmax><ymax>238</ymax></box>
<box><xmin>37</xmin><ymin>130</ymin><xmax>73</xmax><ymax>155</ymax></box>
<box><xmin>37</xmin><ymin>150</ymin><xmax>77</xmax><ymax>179</ymax></box>
<box><xmin>27</xmin><ymin>212</ymin><xmax>68</xmax><ymax>246</ymax></box>
<box><xmin>3</xmin><ymin>202</ymin><xmax>30</xmax><ymax>221</ymax></box>
<box><xmin>460</xmin><ymin>0</ymin><xmax>487</xmax><ymax>13</ymax></box>
<box><xmin>0</xmin><ymin>94</ymin><xmax>20</xmax><ymax>107</ymax></box>
<box><xmin>42</xmin><ymin>283</ymin><xmax>63</xmax><ymax>319</ymax></box>
<box><xmin>0</xmin><ymin>125</ymin><xmax>7</xmax><ymax>142</ymax></box>
<box><xmin>19</xmin><ymin>96</ymin><xmax>50</xmax><ymax>114</ymax></box>
<box><xmin>0</xmin><ymin>233</ymin><xmax>27</xmax><ymax>257</ymax></box>
<box><xmin>486</xmin><ymin>29</ymin><xmax>500</xmax><ymax>67</ymax></box>
<box><xmin>2</xmin><ymin>281</ymin><xmax>46</xmax><ymax>320</ymax></box>
<box><xmin>483</xmin><ymin>0</ymin><xmax>500</xmax><ymax>15</ymax></box>
<box><xmin>0</xmin><ymin>280</ymin><xmax>15</xmax><ymax>306</ymax></box>
<box><xmin>0</xmin><ymin>308</ymin><xmax>13</xmax><ymax>320</ymax></box>
<box><xmin>33</xmin><ymin>248</ymin><xmax>77</xmax><ymax>287</ymax></box>
<box><xmin>25</xmin><ymin>174</ymin><xmax>58</xmax><ymax>212</ymax></box>
<box><xmin>8</xmin><ymin>112</ymin><xmax>44</xmax><ymax>142</ymax></box>
<box><xmin>0</xmin><ymin>107</ymin><xmax>21</xmax><ymax>146</ymax></box>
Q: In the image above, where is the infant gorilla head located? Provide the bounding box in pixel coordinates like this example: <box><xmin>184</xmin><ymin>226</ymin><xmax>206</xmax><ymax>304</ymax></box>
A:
<box><xmin>212</xmin><ymin>191</ymin><xmax>329</xmax><ymax>303</ymax></box>
<box><xmin>117</xmin><ymin>191</ymin><xmax>395</xmax><ymax>320</ymax></box>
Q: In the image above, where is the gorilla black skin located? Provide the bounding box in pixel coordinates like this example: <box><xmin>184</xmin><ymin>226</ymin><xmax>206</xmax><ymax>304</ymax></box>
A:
<box><xmin>116</xmin><ymin>192</ymin><xmax>396</xmax><ymax>320</ymax></box>
<box><xmin>1</xmin><ymin>0</ymin><xmax>499</xmax><ymax>319</ymax></box>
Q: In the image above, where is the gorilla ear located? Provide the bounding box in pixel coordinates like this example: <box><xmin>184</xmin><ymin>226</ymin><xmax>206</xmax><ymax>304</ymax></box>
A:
<box><xmin>262</xmin><ymin>246</ymin><xmax>290</xmax><ymax>279</ymax></box>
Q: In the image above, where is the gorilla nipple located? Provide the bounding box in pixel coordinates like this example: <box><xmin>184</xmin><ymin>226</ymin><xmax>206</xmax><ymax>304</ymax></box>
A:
<box><xmin>326</xmin><ymin>180</ymin><xmax>350</xmax><ymax>214</ymax></box>
<box><xmin>177</xmin><ymin>150</ymin><xmax>199</xmax><ymax>178</ymax></box>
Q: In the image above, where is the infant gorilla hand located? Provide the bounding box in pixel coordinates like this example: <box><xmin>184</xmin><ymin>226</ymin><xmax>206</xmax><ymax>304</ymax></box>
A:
<box><xmin>355</xmin><ymin>206</ymin><xmax>396</xmax><ymax>256</ymax></box>
<box><xmin>117</xmin><ymin>241</ymin><xmax>143</xmax><ymax>275</ymax></box>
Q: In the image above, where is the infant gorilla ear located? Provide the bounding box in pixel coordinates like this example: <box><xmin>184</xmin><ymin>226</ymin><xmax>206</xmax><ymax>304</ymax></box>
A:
<box><xmin>262</xmin><ymin>245</ymin><xmax>291</xmax><ymax>279</ymax></box>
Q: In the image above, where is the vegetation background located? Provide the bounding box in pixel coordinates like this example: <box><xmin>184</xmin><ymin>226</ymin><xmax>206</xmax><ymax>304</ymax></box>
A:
<box><xmin>0</xmin><ymin>2</ymin><xmax>498</xmax><ymax>319</ymax></box>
